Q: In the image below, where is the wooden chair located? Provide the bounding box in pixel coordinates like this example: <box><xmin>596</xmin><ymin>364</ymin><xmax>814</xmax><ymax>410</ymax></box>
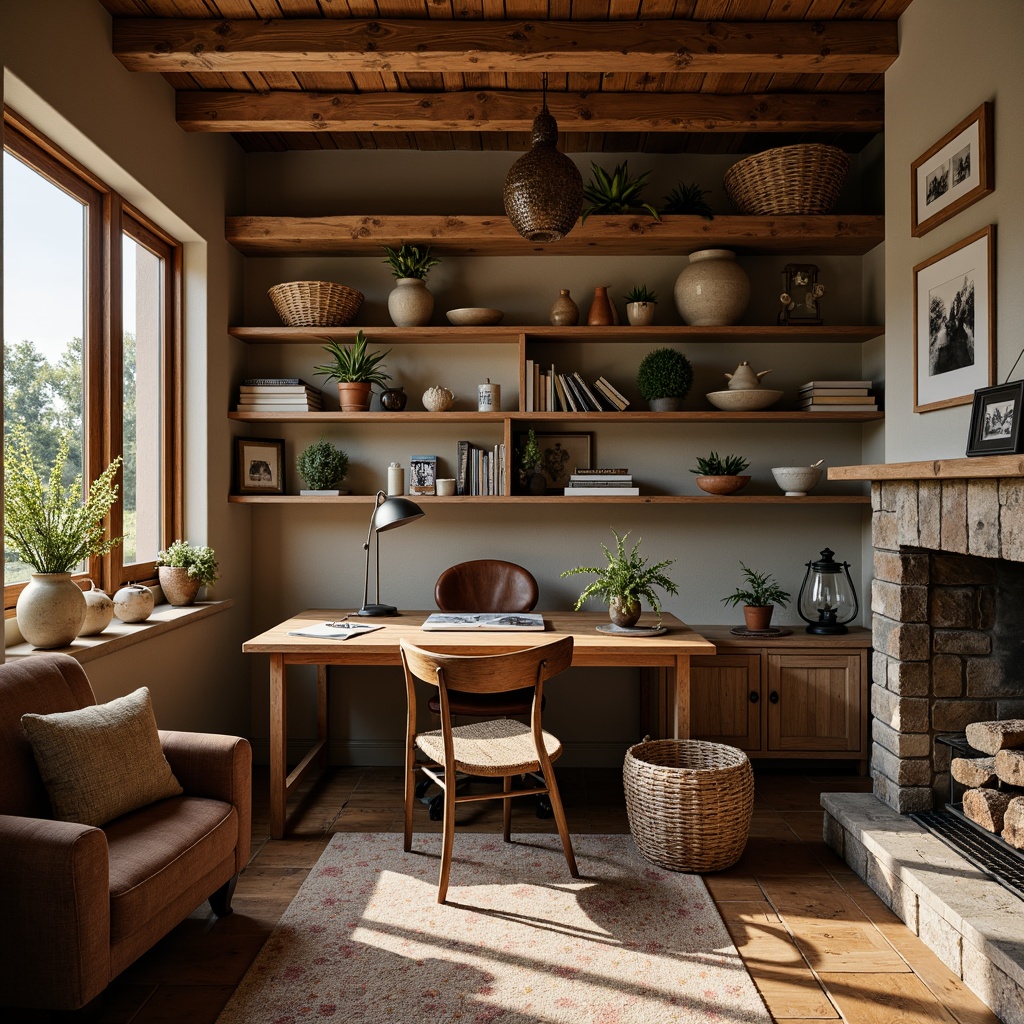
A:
<box><xmin>400</xmin><ymin>637</ymin><xmax>579</xmax><ymax>903</ymax></box>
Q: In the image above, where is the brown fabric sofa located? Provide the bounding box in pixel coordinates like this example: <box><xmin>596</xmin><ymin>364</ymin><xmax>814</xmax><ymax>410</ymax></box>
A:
<box><xmin>0</xmin><ymin>653</ymin><xmax>251</xmax><ymax>1012</ymax></box>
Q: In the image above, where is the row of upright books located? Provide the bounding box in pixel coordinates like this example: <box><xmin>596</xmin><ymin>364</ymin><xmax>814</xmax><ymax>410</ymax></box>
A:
<box><xmin>456</xmin><ymin>441</ymin><xmax>505</xmax><ymax>496</ymax></box>
<box><xmin>799</xmin><ymin>379</ymin><xmax>877</xmax><ymax>412</ymax></box>
<box><xmin>525</xmin><ymin>360</ymin><xmax>630</xmax><ymax>413</ymax></box>
<box><xmin>563</xmin><ymin>468</ymin><xmax>639</xmax><ymax>496</ymax></box>
<box><xmin>237</xmin><ymin>377</ymin><xmax>323</xmax><ymax>412</ymax></box>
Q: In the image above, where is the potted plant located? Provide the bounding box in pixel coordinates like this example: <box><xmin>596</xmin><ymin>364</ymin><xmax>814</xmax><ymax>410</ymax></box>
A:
<box><xmin>624</xmin><ymin>284</ymin><xmax>658</xmax><ymax>327</ymax></box>
<box><xmin>3</xmin><ymin>427</ymin><xmax>122</xmax><ymax>648</ymax></box>
<box><xmin>156</xmin><ymin>539</ymin><xmax>219</xmax><ymax>607</ymax></box>
<box><xmin>691</xmin><ymin>451</ymin><xmax>751</xmax><ymax>495</ymax></box>
<box><xmin>561</xmin><ymin>529</ymin><xmax>678</xmax><ymax>628</ymax></box>
<box><xmin>296</xmin><ymin>438</ymin><xmax>350</xmax><ymax>495</ymax></box>
<box><xmin>661</xmin><ymin>182</ymin><xmax>715</xmax><ymax>219</ymax></box>
<box><xmin>636</xmin><ymin>347</ymin><xmax>694</xmax><ymax>411</ymax></box>
<box><xmin>313</xmin><ymin>329</ymin><xmax>392</xmax><ymax>411</ymax></box>
<box><xmin>722</xmin><ymin>562</ymin><xmax>791</xmax><ymax>631</ymax></box>
<box><xmin>381</xmin><ymin>243</ymin><xmax>441</xmax><ymax>327</ymax></box>
<box><xmin>516</xmin><ymin>428</ymin><xmax>546</xmax><ymax>495</ymax></box>
<box><xmin>581</xmin><ymin>161</ymin><xmax>661</xmax><ymax>222</ymax></box>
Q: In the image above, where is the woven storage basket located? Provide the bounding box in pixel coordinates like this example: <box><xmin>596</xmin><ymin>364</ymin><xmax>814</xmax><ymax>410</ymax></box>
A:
<box><xmin>723</xmin><ymin>144</ymin><xmax>850</xmax><ymax>215</ymax></box>
<box><xmin>268</xmin><ymin>281</ymin><xmax>364</xmax><ymax>327</ymax></box>
<box><xmin>623</xmin><ymin>738</ymin><xmax>754</xmax><ymax>873</ymax></box>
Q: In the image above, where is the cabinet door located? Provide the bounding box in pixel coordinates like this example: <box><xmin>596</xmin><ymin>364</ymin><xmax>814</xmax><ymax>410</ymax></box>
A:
<box><xmin>766</xmin><ymin>652</ymin><xmax>863</xmax><ymax>753</ymax></box>
<box><xmin>689</xmin><ymin>654</ymin><xmax>762</xmax><ymax>752</ymax></box>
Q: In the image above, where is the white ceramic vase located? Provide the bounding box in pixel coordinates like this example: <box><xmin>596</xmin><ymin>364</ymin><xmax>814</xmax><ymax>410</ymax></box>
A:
<box><xmin>113</xmin><ymin>583</ymin><xmax>155</xmax><ymax>623</ymax></box>
<box><xmin>387</xmin><ymin>277</ymin><xmax>434</xmax><ymax>327</ymax></box>
<box><xmin>673</xmin><ymin>249</ymin><xmax>751</xmax><ymax>326</ymax></box>
<box><xmin>79</xmin><ymin>580</ymin><xmax>114</xmax><ymax>636</ymax></box>
<box><xmin>16</xmin><ymin>573</ymin><xmax>87</xmax><ymax>649</ymax></box>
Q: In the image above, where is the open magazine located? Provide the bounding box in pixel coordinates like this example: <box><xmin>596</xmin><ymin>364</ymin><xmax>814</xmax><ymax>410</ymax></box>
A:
<box><xmin>421</xmin><ymin>612</ymin><xmax>545</xmax><ymax>632</ymax></box>
<box><xmin>287</xmin><ymin>622</ymin><xmax>383</xmax><ymax>640</ymax></box>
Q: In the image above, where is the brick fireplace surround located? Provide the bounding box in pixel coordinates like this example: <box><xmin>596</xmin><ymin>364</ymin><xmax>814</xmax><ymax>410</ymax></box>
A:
<box><xmin>821</xmin><ymin>456</ymin><xmax>1024</xmax><ymax>1024</ymax></box>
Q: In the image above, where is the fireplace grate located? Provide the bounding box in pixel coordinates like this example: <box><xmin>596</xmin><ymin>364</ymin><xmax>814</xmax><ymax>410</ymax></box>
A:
<box><xmin>912</xmin><ymin>808</ymin><xmax>1024</xmax><ymax>903</ymax></box>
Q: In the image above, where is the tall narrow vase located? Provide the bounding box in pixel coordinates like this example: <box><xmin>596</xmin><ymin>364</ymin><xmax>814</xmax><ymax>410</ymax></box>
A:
<box><xmin>387</xmin><ymin>277</ymin><xmax>434</xmax><ymax>327</ymax></box>
<box><xmin>16</xmin><ymin>573</ymin><xmax>87</xmax><ymax>649</ymax></box>
<box><xmin>587</xmin><ymin>285</ymin><xmax>614</xmax><ymax>326</ymax></box>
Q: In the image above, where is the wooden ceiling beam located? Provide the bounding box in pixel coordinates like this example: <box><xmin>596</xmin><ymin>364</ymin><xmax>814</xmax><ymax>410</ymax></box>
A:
<box><xmin>176</xmin><ymin>89</ymin><xmax>884</xmax><ymax>133</ymax></box>
<box><xmin>113</xmin><ymin>18</ymin><xmax>898</xmax><ymax>75</ymax></box>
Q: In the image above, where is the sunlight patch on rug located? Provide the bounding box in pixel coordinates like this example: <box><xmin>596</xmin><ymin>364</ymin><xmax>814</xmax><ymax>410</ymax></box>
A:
<box><xmin>218</xmin><ymin>833</ymin><xmax>770</xmax><ymax>1023</ymax></box>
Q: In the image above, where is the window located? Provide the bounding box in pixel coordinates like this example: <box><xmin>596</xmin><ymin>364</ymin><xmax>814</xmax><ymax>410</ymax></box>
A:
<box><xmin>3</xmin><ymin>112</ymin><xmax>181</xmax><ymax>610</ymax></box>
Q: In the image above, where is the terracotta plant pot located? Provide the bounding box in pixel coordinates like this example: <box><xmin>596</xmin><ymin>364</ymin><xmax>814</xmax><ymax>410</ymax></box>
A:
<box><xmin>158</xmin><ymin>565</ymin><xmax>203</xmax><ymax>607</ymax></box>
<box><xmin>743</xmin><ymin>605</ymin><xmax>774</xmax><ymax>631</ymax></box>
<box><xmin>694</xmin><ymin>474</ymin><xmax>750</xmax><ymax>495</ymax></box>
<box><xmin>337</xmin><ymin>382</ymin><xmax>372</xmax><ymax>412</ymax></box>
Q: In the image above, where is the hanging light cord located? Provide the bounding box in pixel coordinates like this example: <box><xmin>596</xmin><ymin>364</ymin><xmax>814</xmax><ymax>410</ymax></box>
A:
<box><xmin>1002</xmin><ymin>347</ymin><xmax>1024</xmax><ymax>385</ymax></box>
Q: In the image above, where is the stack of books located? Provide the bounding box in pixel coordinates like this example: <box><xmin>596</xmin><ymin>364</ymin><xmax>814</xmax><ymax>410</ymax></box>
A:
<box><xmin>563</xmin><ymin>468</ymin><xmax>639</xmax><ymax>496</ymax></box>
<box><xmin>456</xmin><ymin>441</ymin><xmax>506</xmax><ymax>496</ymax></box>
<box><xmin>799</xmin><ymin>379</ymin><xmax>877</xmax><ymax>412</ymax></box>
<box><xmin>237</xmin><ymin>378</ymin><xmax>323</xmax><ymax>412</ymax></box>
<box><xmin>524</xmin><ymin>360</ymin><xmax>629</xmax><ymax>413</ymax></box>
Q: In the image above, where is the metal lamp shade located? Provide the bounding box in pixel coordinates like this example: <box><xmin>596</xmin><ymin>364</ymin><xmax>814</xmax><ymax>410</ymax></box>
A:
<box><xmin>503</xmin><ymin>110</ymin><xmax>583</xmax><ymax>243</ymax></box>
<box><xmin>372</xmin><ymin>495</ymin><xmax>424</xmax><ymax>533</ymax></box>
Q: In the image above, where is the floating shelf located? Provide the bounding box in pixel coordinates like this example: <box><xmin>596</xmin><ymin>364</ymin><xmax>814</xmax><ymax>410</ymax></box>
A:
<box><xmin>228</xmin><ymin>494</ymin><xmax>870</xmax><ymax>506</ymax></box>
<box><xmin>229</xmin><ymin>410</ymin><xmax>883</xmax><ymax>423</ymax></box>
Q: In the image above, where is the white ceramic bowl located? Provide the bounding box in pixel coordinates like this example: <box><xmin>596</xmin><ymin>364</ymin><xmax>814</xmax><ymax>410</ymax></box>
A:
<box><xmin>706</xmin><ymin>388</ymin><xmax>783</xmax><ymax>411</ymax></box>
<box><xmin>771</xmin><ymin>465</ymin><xmax>823</xmax><ymax>496</ymax></box>
<box><xmin>446</xmin><ymin>307</ymin><xmax>504</xmax><ymax>326</ymax></box>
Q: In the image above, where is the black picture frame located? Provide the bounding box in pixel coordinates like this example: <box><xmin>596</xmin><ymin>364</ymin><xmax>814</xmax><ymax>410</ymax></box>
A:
<box><xmin>966</xmin><ymin>382</ymin><xmax>1024</xmax><ymax>457</ymax></box>
<box><xmin>235</xmin><ymin>437</ymin><xmax>286</xmax><ymax>494</ymax></box>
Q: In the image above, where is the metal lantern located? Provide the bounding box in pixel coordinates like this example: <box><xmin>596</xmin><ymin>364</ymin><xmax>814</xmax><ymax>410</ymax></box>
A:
<box><xmin>797</xmin><ymin>548</ymin><xmax>859</xmax><ymax>634</ymax></box>
<box><xmin>503</xmin><ymin>76</ymin><xmax>583</xmax><ymax>243</ymax></box>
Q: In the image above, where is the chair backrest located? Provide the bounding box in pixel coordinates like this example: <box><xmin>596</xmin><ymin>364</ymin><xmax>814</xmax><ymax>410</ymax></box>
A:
<box><xmin>0</xmin><ymin>654</ymin><xmax>96</xmax><ymax>817</ymax></box>
<box><xmin>434</xmin><ymin>559</ymin><xmax>539</xmax><ymax>613</ymax></box>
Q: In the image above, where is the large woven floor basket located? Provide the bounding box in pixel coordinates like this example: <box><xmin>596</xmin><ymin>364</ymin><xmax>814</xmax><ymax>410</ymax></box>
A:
<box><xmin>624</xmin><ymin>738</ymin><xmax>754</xmax><ymax>873</ymax></box>
<box><xmin>269</xmin><ymin>280</ymin><xmax>364</xmax><ymax>327</ymax></box>
<box><xmin>724</xmin><ymin>144</ymin><xmax>850</xmax><ymax>215</ymax></box>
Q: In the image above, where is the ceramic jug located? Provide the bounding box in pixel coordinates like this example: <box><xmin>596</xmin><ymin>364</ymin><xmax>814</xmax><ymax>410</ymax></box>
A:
<box><xmin>724</xmin><ymin>361</ymin><xmax>773</xmax><ymax>390</ymax></box>
<box><xmin>422</xmin><ymin>385</ymin><xmax>455</xmax><ymax>412</ymax></box>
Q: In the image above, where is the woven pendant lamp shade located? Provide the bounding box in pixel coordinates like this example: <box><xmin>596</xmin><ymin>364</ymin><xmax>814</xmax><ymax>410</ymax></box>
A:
<box><xmin>503</xmin><ymin>108</ymin><xmax>583</xmax><ymax>243</ymax></box>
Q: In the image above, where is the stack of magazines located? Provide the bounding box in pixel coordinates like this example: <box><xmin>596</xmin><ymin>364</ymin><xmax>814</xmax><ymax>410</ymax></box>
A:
<box><xmin>563</xmin><ymin>468</ymin><xmax>639</xmax><ymax>496</ymax></box>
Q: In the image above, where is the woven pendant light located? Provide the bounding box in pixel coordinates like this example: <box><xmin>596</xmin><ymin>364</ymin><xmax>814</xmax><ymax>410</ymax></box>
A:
<box><xmin>503</xmin><ymin>76</ymin><xmax>583</xmax><ymax>243</ymax></box>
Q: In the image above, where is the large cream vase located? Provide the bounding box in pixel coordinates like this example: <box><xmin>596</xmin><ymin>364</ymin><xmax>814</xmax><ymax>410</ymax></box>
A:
<box><xmin>673</xmin><ymin>249</ymin><xmax>751</xmax><ymax>326</ymax></box>
<box><xmin>16</xmin><ymin>573</ymin><xmax>87</xmax><ymax>649</ymax></box>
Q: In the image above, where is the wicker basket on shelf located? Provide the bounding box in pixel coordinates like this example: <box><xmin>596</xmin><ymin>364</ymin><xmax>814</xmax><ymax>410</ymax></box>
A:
<box><xmin>723</xmin><ymin>144</ymin><xmax>850</xmax><ymax>215</ymax></box>
<box><xmin>268</xmin><ymin>281</ymin><xmax>364</xmax><ymax>327</ymax></box>
<box><xmin>623</xmin><ymin>737</ymin><xmax>754</xmax><ymax>873</ymax></box>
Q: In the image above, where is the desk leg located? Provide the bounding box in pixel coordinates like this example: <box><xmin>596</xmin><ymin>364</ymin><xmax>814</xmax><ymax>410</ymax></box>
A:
<box><xmin>317</xmin><ymin>664</ymin><xmax>329</xmax><ymax>769</ymax></box>
<box><xmin>269</xmin><ymin>654</ymin><xmax>287</xmax><ymax>840</ymax></box>
<box><xmin>674</xmin><ymin>655</ymin><xmax>692</xmax><ymax>740</ymax></box>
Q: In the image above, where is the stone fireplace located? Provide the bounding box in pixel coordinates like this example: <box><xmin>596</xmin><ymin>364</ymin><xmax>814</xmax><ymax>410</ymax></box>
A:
<box><xmin>820</xmin><ymin>457</ymin><xmax>1024</xmax><ymax>1024</ymax></box>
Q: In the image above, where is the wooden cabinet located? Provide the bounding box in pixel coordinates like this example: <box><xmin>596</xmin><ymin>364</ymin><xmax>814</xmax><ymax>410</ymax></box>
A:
<box><xmin>688</xmin><ymin>626</ymin><xmax>870</xmax><ymax>766</ymax></box>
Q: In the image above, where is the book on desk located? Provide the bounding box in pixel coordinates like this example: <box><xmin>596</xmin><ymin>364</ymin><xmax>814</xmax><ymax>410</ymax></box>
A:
<box><xmin>421</xmin><ymin>612</ymin><xmax>545</xmax><ymax>631</ymax></box>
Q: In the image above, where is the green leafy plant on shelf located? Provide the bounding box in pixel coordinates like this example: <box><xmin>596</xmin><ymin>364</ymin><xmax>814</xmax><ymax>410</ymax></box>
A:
<box><xmin>624</xmin><ymin>284</ymin><xmax>658</xmax><ymax>305</ymax></box>
<box><xmin>3</xmin><ymin>426</ymin><xmax>122</xmax><ymax>574</ymax></box>
<box><xmin>313</xmin><ymin>330</ymin><xmax>392</xmax><ymax>388</ymax></box>
<box><xmin>297</xmin><ymin>438</ymin><xmax>350</xmax><ymax>491</ymax></box>
<box><xmin>156</xmin><ymin>539</ymin><xmax>220</xmax><ymax>588</ymax></box>
<box><xmin>661</xmin><ymin>182</ymin><xmax>715</xmax><ymax>219</ymax></box>
<box><xmin>636</xmin><ymin>347</ymin><xmax>694</xmax><ymax>402</ymax></box>
<box><xmin>691</xmin><ymin>452</ymin><xmax>750</xmax><ymax>476</ymax></box>
<box><xmin>561</xmin><ymin>529</ymin><xmax>678</xmax><ymax>626</ymax></box>
<box><xmin>581</xmin><ymin>161</ymin><xmax>661</xmax><ymax>222</ymax></box>
<box><xmin>721</xmin><ymin>562</ymin><xmax>791</xmax><ymax>609</ymax></box>
<box><xmin>516</xmin><ymin>428</ymin><xmax>543</xmax><ymax>473</ymax></box>
<box><xmin>381</xmin><ymin>244</ymin><xmax>441</xmax><ymax>280</ymax></box>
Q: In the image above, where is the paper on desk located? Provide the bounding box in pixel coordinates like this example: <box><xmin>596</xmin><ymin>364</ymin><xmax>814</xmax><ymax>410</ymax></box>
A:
<box><xmin>286</xmin><ymin>622</ymin><xmax>384</xmax><ymax>640</ymax></box>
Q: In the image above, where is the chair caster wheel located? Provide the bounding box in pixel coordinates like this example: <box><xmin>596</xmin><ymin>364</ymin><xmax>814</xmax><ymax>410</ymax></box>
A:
<box><xmin>428</xmin><ymin>795</ymin><xmax>444</xmax><ymax>821</ymax></box>
<box><xmin>536</xmin><ymin>796</ymin><xmax>553</xmax><ymax>819</ymax></box>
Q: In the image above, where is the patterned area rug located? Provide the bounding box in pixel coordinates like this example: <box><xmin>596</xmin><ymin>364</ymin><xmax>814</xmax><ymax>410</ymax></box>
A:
<box><xmin>218</xmin><ymin>833</ymin><xmax>770</xmax><ymax>1024</ymax></box>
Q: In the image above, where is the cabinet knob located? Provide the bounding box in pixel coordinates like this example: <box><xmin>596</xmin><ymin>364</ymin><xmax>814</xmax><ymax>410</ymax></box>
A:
<box><xmin>769</xmin><ymin>690</ymin><xmax>780</xmax><ymax>704</ymax></box>
<box><xmin>749</xmin><ymin>690</ymin><xmax>759</xmax><ymax>704</ymax></box>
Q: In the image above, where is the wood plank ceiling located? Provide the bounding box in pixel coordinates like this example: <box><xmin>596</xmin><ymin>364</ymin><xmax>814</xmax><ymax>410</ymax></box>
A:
<box><xmin>99</xmin><ymin>0</ymin><xmax>913</xmax><ymax>155</ymax></box>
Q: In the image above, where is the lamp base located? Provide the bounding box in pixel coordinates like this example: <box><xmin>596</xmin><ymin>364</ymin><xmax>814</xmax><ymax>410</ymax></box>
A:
<box><xmin>357</xmin><ymin>603</ymin><xmax>398</xmax><ymax>617</ymax></box>
<box><xmin>804</xmin><ymin>622</ymin><xmax>850</xmax><ymax>635</ymax></box>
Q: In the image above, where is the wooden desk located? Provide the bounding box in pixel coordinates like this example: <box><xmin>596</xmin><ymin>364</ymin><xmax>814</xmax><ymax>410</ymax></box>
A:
<box><xmin>243</xmin><ymin>610</ymin><xmax>714</xmax><ymax>838</ymax></box>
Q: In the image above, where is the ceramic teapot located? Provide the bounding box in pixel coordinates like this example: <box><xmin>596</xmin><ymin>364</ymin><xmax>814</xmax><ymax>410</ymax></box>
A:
<box><xmin>422</xmin><ymin>385</ymin><xmax>455</xmax><ymax>412</ymax></box>
<box><xmin>724</xmin><ymin>361</ymin><xmax>773</xmax><ymax>391</ymax></box>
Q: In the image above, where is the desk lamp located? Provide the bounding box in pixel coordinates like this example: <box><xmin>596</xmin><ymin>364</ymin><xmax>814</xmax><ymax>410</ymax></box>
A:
<box><xmin>358</xmin><ymin>490</ymin><xmax>425</xmax><ymax>616</ymax></box>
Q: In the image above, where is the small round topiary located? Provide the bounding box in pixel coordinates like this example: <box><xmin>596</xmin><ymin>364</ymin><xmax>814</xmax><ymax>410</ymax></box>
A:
<box><xmin>636</xmin><ymin>347</ymin><xmax>694</xmax><ymax>401</ymax></box>
<box><xmin>297</xmin><ymin>438</ymin><xmax>350</xmax><ymax>491</ymax></box>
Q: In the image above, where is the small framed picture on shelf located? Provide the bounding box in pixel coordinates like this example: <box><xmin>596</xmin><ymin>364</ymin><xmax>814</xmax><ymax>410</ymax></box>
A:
<box><xmin>913</xmin><ymin>225</ymin><xmax>995</xmax><ymax>414</ymax></box>
<box><xmin>532</xmin><ymin>432</ymin><xmax>593</xmax><ymax>492</ymax></box>
<box><xmin>409</xmin><ymin>454</ymin><xmax>438</xmax><ymax>496</ymax></box>
<box><xmin>966</xmin><ymin>382</ymin><xmax>1024</xmax><ymax>457</ymax></box>
<box><xmin>911</xmin><ymin>102</ymin><xmax>994</xmax><ymax>237</ymax></box>
<box><xmin>235</xmin><ymin>437</ymin><xmax>286</xmax><ymax>495</ymax></box>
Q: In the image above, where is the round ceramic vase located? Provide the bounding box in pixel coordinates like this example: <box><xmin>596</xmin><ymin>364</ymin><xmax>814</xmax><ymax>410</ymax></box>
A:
<box><xmin>674</xmin><ymin>249</ymin><xmax>751</xmax><ymax>326</ymax></box>
<box><xmin>80</xmin><ymin>580</ymin><xmax>115</xmax><ymax>636</ymax></box>
<box><xmin>16</xmin><ymin>573</ymin><xmax>87</xmax><ymax>649</ymax></box>
<box><xmin>609</xmin><ymin>595</ymin><xmax>642</xmax><ymax>628</ymax></box>
<box><xmin>550</xmin><ymin>289</ymin><xmax>580</xmax><ymax>326</ymax></box>
<box><xmin>159</xmin><ymin>566</ymin><xmax>203</xmax><ymax>607</ymax></box>
<box><xmin>388</xmin><ymin>278</ymin><xmax>434</xmax><ymax>327</ymax></box>
<box><xmin>114</xmin><ymin>583</ymin><xmax>155</xmax><ymax>623</ymax></box>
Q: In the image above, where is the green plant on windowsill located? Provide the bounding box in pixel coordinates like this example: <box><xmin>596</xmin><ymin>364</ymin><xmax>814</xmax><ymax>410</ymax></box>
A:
<box><xmin>624</xmin><ymin>284</ymin><xmax>658</xmax><ymax>305</ymax></box>
<box><xmin>661</xmin><ymin>182</ymin><xmax>715</xmax><ymax>219</ymax></box>
<box><xmin>313</xmin><ymin>330</ymin><xmax>392</xmax><ymax>388</ymax></box>
<box><xmin>296</xmin><ymin>438</ymin><xmax>350</xmax><ymax>491</ymax></box>
<box><xmin>156</xmin><ymin>539</ymin><xmax>220</xmax><ymax>588</ymax></box>
<box><xmin>581</xmin><ymin>161</ymin><xmax>661</xmax><ymax>222</ymax></box>
<box><xmin>381</xmin><ymin>244</ymin><xmax>440</xmax><ymax>280</ymax></box>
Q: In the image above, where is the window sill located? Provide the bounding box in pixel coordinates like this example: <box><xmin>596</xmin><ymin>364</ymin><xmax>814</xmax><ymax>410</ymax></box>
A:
<box><xmin>4</xmin><ymin>600</ymin><xmax>234</xmax><ymax>663</ymax></box>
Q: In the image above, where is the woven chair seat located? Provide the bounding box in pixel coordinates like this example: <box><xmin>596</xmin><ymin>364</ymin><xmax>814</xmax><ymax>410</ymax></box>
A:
<box><xmin>416</xmin><ymin>718</ymin><xmax>562</xmax><ymax>776</ymax></box>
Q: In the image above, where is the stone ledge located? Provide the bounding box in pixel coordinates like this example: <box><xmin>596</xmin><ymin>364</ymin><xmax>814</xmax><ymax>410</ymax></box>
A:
<box><xmin>822</xmin><ymin>792</ymin><xmax>1024</xmax><ymax>1024</ymax></box>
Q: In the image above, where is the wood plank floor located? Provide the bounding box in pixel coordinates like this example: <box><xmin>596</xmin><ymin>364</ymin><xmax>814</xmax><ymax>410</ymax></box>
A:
<box><xmin>20</xmin><ymin>765</ymin><xmax>1001</xmax><ymax>1024</ymax></box>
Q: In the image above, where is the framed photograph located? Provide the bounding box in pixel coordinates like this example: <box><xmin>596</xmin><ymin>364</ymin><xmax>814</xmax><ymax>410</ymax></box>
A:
<box><xmin>911</xmin><ymin>102</ymin><xmax>993</xmax><ymax>237</ymax></box>
<box><xmin>967</xmin><ymin>382</ymin><xmax>1024</xmax><ymax>457</ymax></box>
<box><xmin>913</xmin><ymin>225</ymin><xmax>995</xmax><ymax>414</ymax></box>
<box><xmin>778</xmin><ymin>263</ymin><xmax>824</xmax><ymax>325</ymax></box>
<box><xmin>529</xmin><ymin>432</ymin><xmax>593</xmax><ymax>492</ymax></box>
<box><xmin>409</xmin><ymin>454</ymin><xmax>437</xmax><ymax>496</ymax></box>
<box><xmin>235</xmin><ymin>437</ymin><xmax>285</xmax><ymax>495</ymax></box>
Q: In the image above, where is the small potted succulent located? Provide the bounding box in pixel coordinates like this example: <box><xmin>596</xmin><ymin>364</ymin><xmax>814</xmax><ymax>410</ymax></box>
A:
<box><xmin>660</xmin><ymin>182</ymin><xmax>715</xmax><ymax>219</ymax></box>
<box><xmin>561</xmin><ymin>529</ymin><xmax>678</xmax><ymax>629</ymax></box>
<box><xmin>691</xmin><ymin>451</ymin><xmax>751</xmax><ymax>495</ymax></box>
<box><xmin>313</xmin><ymin>330</ymin><xmax>392</xmax><ymax>412</ymax></box>
<box><xmin>636</xmin><ymin>347</ymin><xmax>694</xmax><ymax>411</ymax></box>
<box><xmin>516</xmin><ymin>428</ymin><xmax>546</xmax><ymax>495</ymax></box>
<box><xmin>624</xmin><ymin>284</ymin><xmax>658</xmax><ymax>327</ymax></box>
<box><xmin>381</xmin><ymin>244</ymin><xmax>441</xmax><ymax>327</ymax></box>
<box><xmin>156</xmin><ymin>539</ymin><xmax>219</xmax><ymax>607</ymax></box>
<box><xmin>581</xmin><ymin>161</ymin><xmax>661</xmax><ymax>222</ymax></box>
<box><xmin>296</xmin><ymin>438</ymin><xmax>350</xmax><ymax>495</ymax></box>
<box><xmin>722</xmin><ymin>562</ymin><xmax>791</xmax><ymax>632</ymax></box>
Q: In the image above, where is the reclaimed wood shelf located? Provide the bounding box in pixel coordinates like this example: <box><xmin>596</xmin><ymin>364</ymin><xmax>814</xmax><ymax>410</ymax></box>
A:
<box><xmin>228</xmin><ymin>409</ymin><xmax>883</xmax><ymax>423</ymax></box>
<box><xmin>228</xmin><ymin>493</ymin><xmax>870</xmax><ymax>505</ymax></box>
<box><xmin>829</xmin><ymin>455</ymin><xmax>1024</xmax><ymax>481</ymax></box>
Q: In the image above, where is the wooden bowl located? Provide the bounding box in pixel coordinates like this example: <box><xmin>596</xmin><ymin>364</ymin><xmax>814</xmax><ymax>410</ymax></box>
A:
<box><xmin>446</xmin><ymin>307</ymin><xmax>504</xmax><ymax>326</ymax></box>
<box><xmin>695</xmin><ymin>475</ymin><xmax>750</xmax><ymax>495</ymax></box>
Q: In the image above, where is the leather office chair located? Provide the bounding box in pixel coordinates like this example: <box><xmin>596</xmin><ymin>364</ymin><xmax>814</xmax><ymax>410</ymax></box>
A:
<box><xmin>401</xmin><ymin>637</ymin><xmax>579</xmax><ymax>903</ymax></box>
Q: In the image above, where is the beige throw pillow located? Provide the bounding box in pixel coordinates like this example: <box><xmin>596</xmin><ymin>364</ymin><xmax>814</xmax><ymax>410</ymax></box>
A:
<box><xmin>21</xmin><ymin>686</ymin><xmax>183</xmax><ymax>827</ymax></box>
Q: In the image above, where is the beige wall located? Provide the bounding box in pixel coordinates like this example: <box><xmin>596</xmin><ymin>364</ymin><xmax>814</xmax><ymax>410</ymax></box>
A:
<box><xmin>883</xmin><ymin>0</ymin><xmax>1024</xmax><ymax>460</ymax></box>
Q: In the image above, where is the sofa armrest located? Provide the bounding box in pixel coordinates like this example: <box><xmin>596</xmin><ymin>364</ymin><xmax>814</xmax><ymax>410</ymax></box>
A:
<box><xmin>159</xmin><ymin>731</ymin><xmax>252</xmax><ymax>869</ymax></box>
<box><xmin>0</xmin><ymin>815</ymin><xmax>110</xmax><ymax>1011</ymax></box>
